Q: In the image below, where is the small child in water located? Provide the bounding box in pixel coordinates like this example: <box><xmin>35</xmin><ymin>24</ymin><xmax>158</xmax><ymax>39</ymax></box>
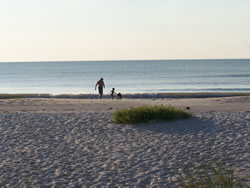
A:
<box><xmin>110</xmin><ymin>88</ymin><xmax>116</xmax><ymax>100</ymax></box>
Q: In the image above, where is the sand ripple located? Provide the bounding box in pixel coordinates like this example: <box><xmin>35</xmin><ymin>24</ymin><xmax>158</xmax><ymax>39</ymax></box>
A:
<box><xmin>0</xmin><ymin>112</ymin><xmax>249</xmax><ymax>187</ymax></box>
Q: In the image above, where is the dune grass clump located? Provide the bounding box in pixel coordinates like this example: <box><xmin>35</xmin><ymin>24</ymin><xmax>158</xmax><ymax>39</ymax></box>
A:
<box><xmin>112</xmin><ymin>105</ymin><xmax>192</xmax><ymax>124</ymax></box>
<box><xmin>179</xmin><ymin>164</ymin><xmax>246</xmax><ymax>188</ymax></box>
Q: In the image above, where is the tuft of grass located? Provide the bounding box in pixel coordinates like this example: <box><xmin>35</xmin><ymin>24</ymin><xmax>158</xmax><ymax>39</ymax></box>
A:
<box><xmin>179</xmin><ymin>163</ymin><xmax>246</xmax><ymax>188</ymax></box>
<box><xmin>112</xmin><ymin>105</ymin><xmax>192</xmax><ymax>124</ymax></box>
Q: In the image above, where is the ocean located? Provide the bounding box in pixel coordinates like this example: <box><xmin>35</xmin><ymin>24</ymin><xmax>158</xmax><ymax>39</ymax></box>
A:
<box><xmin>0</xmin><ymin>59</ymin><xmax>250</xmax><ymax>95</ymax></box>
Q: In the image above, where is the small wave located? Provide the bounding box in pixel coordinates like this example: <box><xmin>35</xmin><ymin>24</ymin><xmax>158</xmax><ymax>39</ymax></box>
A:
<box><xmin>192</xmin><ymin>74</ymin><xmax>250</xmax><ymax>78</ymax></box>
<box><xmin>1</xmin><ymin>91</ymin><xmax>250</xmax><ymax>99</ymax></box>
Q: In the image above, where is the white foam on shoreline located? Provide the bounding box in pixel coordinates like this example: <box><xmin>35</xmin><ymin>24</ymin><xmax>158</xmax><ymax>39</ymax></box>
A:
<box><xmin>1</xmin><ymin>92</ymin><xmax>250</xmax><ymax>99</ymax></box>
<box><xmin>0</xmin><ymin>112</ymin><xmax>249</xmax><ymax>187</ymax></box>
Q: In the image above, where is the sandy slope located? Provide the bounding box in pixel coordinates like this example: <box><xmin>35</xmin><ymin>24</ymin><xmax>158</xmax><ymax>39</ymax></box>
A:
<box><xmin>0</xmin><ymin>97</ymin><xmax>249</xmax><ymax>187</ymax></box>
<box><xmin>0</xmin><ymin>96</ymin><xmax>250</xmax><ymax>113</ymax></box>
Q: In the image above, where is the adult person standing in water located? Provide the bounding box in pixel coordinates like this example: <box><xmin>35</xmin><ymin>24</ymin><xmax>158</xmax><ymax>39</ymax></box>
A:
<box><xmin>95</xmin><ymin>78</ymin><xmax>105</xmax><ymax>99</ymax></box>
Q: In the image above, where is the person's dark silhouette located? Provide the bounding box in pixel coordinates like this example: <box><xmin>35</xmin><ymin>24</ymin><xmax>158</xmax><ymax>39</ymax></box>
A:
<box><xmin>95</xmin><ymin>78</ymin><xmax>105</xmax><ymax>99</ymax></box>
<box><xmin>110</xmin><ymin>88</ymin><xmax>116</xmax><ymax>100</ymax></box>
<box><xmin>117</xmin><ymin>93</ymin><xmax>122</xmax><ymax>100</ymax></box>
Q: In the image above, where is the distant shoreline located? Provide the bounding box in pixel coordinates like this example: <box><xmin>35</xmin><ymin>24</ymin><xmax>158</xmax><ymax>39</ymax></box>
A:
<box><xmin>1</xmin><ymin>92</ymin><xmax>250</xmax><ymax>99</ymax></box>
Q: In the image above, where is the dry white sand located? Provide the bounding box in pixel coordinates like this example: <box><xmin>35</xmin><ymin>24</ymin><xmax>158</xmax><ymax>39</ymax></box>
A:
<box><xmin>0</xmin><ymin>97</ymin><xmax>249</xmax><ymax>187</ymax></box>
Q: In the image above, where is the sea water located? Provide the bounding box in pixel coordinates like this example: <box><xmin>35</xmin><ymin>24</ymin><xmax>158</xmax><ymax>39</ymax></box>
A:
<box><xmin>0</xmin><ymin>59</ymin><xmax>250</xmax><ymax>94</ymax></box>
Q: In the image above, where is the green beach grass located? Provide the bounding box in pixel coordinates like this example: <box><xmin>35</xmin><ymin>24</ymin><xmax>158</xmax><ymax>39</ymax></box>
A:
<box><xmin>179</xmin><ymin>163</ymin><xmax>246</xmax><ymax>188</ymax></box>
<box><xmin>112</xmin><ymin>105</ymin><xmax>192</xmax><ymax>124</ymax></box>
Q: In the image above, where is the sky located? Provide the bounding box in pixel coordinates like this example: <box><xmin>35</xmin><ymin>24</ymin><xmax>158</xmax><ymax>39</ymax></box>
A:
<box><xmin>0</xmin><ymin>0</ymin><xmax>250</xmax><ymax>62</ymax></box>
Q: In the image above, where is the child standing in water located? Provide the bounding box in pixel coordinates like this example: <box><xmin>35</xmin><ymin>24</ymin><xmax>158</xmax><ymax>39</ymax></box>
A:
<box><xmin>110</xmin><ymin>88</ymin><xmax>116</xmax><ymax>100</ymax></box>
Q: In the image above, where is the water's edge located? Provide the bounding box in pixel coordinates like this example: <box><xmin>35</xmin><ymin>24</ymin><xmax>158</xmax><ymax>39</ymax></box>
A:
<box><xmin>1</xmin><ymin>92</ymin><xmax>250</xmax><ymax>99</ymax></box>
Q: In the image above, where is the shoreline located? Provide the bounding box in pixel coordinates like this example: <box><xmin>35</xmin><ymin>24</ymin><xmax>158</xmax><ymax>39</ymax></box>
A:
<box><xmin>1</xmin><ymin>92</ymin><xmax>250</xmax><ymax>99</ymax></box>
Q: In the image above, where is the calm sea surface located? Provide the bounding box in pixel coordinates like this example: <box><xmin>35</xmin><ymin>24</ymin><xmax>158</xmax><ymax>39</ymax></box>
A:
<box><xmin>0</xmin><ymin>59</ymin><xmax>250</xmax><ymax>94</ymax></box>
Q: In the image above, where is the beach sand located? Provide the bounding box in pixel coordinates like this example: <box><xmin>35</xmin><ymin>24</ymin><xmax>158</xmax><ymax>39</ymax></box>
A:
<box><xmin>0</xmin><ymin>96</ymin><xmax>249</xmax><ymax>187</ymax></box>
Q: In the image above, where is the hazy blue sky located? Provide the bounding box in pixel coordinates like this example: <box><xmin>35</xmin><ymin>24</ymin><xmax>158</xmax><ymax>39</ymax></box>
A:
<box><xmin>1</xmin><ymin>0</ymin><xmax>250</xmax><ymax>61</ymax></box>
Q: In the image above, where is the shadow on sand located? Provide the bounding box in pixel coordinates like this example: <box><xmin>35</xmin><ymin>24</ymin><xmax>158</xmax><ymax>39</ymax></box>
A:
<box><xmin>134</xmin><ymin>116</ymin><xmax>216</xmax><ymax>135</ymax></box>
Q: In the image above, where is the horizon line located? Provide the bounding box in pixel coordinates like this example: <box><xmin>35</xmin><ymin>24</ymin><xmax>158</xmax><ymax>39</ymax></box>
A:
<box><xmin>0</xmin><ymin>57</ymin><xmax>250</xmax><ymax>63</ymax></box>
